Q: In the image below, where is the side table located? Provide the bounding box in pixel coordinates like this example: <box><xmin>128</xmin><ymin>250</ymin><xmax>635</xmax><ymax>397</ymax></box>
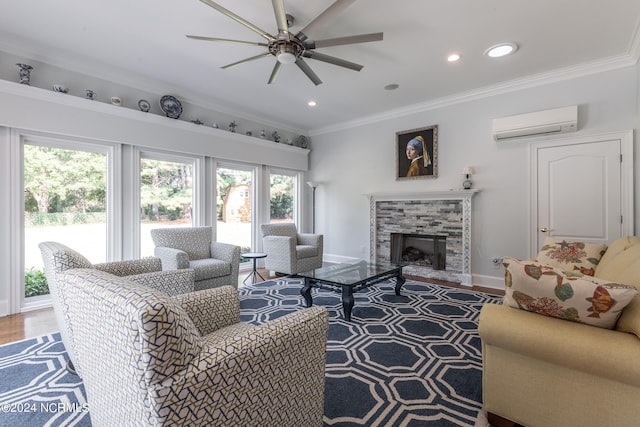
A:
<box><xmin>242</xmin><ymin>252</ymin><xmax>267</xmax><ymax>285</ymax></box>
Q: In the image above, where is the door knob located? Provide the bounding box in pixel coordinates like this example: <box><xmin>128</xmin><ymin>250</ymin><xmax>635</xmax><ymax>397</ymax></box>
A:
<box><xmin>538</xmin><ymin>226</ymin><xmax>551</xmax><ymax>232</ymax></box>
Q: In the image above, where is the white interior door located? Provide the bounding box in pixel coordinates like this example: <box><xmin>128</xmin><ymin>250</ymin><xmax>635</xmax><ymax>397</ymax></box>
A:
<box><xmin>531</xmin><ymin>131</ymin><xmax>633</xmax><ymax>254</ymax></box>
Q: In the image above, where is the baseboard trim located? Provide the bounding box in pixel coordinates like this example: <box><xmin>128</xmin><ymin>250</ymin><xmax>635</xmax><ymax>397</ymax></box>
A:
<box><xmin>472</xmin><ymin>273</ymin><xmax>505</xmax><ymax>291</ymax></box>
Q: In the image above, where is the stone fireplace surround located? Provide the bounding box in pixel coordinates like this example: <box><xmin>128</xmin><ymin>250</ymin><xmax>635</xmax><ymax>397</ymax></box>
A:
<box><xmin>369</xmin><ymin>190</ymin><xmax>478</xmax><ymax>285</ymax></box>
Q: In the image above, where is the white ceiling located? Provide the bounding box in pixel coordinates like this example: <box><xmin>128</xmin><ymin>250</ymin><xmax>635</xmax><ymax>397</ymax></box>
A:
<box><xmin>1</xmin><ymin>0</ymin><xmax>640</xmax><ymax>133</ymax></box>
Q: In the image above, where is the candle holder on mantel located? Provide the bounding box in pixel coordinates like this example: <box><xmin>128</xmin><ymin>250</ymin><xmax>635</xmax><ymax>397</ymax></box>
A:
<box><xmin>462</xmin><ymin>167</ymin><xmax>473</xmax><ymax>189</ymax></box>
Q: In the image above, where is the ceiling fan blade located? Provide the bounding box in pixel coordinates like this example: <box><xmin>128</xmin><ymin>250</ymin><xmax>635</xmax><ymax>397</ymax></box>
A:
<box><xmin>308</xmin><ymin>32</ymin><xmax>383</xmax><ymax>49</ymax></box>
<box><xmin>295</xmin><ymin>58</ymin><xmax>322</xmax><ymax>86</ymax></box>
<box><xmin>303</xmin><ymin>51</ymin><xmax>363</xmax><ymax>71</ymax></box>
<box><xmin>296</xmin><ymin>0</ymin><xmax>357</xmax><ymax>41</ymax></box>
<box><xmin>199</xmin><ymin>0</ymin><xmax>276</xmax><ymax>42</ymax></box>
<box><xmin>221</xmin><ymin>52</ymin><xmax>272</xmax><ymax>69</ymax></box>
<box><xmin>268</xmin><ymin>61</ymin><xmax>283</xmax><ymax>84</ymax></box>
<box><xmin>271</xmin><ymin>0</ymin><xmax>289</xmax><ymax>35</ymax></box>
<box><xmin>186</xmin><ymin>35</ymin><xmax>268</xmax><ymax>48</ymax></box>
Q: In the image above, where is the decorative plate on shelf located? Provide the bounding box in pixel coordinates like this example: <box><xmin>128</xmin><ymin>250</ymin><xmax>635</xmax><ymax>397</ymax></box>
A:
<box><xmin>297</xmin><ymin>135</ymin><xmax>309</xmax><ymax>149</ymax></box>
<box><xmin>159</xmin><ymin>95</ymin><xmax>182</xmax><ymax>119</ymax></box>
<box><xmin>138</xmin><ymin>99</ymin><xmax>151</xmax><ymax>112</ymax></box>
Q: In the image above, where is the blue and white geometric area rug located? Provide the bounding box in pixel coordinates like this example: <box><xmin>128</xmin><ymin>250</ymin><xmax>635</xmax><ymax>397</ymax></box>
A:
<box><xmin>0</xmin><ymin>278</ymin><xmax>500</xmax><ymax>427</ymax></box>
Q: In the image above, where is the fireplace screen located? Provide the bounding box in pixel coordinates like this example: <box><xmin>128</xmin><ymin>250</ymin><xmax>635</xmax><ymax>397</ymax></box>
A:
<box><xmin>390</xmin><ymin>233</ymin><xmax>446</xmax><ymax>270</ymax></box>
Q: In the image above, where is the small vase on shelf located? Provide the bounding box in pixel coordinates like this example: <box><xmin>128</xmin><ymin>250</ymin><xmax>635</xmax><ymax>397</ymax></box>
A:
<box><xmin>17</xmin><ymin>63</ymin><xmax>33</xmax><ymax>85</ymax></box>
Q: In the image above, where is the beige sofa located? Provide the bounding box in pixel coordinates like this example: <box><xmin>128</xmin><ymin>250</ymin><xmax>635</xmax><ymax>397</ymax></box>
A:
<box><xmin>479</xmin><ymin>236</ymin><xmax>640</xmax><ymax>427</ymax></box>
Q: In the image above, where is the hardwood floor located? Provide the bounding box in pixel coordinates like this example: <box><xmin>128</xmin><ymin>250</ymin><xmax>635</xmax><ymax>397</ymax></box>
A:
<box><xmin>0</xmin><ymin>267</ymin><xmax>503</xmax><ymax>346</ymax></box>
<box><xmin>0</xmin><ymin>307</ymin><xmax>58</xmax><ymax>345</ymax></box>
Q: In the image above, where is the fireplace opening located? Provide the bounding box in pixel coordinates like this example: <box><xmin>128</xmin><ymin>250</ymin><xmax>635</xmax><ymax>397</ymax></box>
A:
<box><xmin>390</xmin><ymin>233</ymin><xmax>446</xmax><ymax>270</ymax></box>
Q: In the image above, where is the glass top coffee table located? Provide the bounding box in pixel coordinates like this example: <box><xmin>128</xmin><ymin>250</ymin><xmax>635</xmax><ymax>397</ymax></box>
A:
<box><xmin>297</xmin><ymin>260</ymin><xmax>406</xmax><ymax>322</ymax></box>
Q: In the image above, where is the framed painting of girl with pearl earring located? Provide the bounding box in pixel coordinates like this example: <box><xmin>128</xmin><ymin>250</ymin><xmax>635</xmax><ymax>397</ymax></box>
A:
<box><xmin>396</xmin><ymin>125</ymin><xmax>438</xmax><ymax>180</ymax></box>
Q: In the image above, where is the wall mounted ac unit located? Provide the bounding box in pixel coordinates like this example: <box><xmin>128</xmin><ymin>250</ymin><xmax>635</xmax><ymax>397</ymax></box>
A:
<box><xmin>492</xmin><ymin>105</ymin><xmax>578</xmax><ymax>141</ymax></box>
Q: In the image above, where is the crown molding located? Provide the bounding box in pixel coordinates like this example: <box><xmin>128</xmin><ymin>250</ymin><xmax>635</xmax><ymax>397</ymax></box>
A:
<box><xmin>310</xmin><ymin>53</ymin><xmax>639</xmax><ymax>136</ymax></box>
<box><xmin>630</xmin><ymin>16</ymin><xmax>640</xmax><ymax>63</ymax></box>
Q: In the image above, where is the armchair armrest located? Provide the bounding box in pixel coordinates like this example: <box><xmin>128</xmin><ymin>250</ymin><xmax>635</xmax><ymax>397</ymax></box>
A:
<box><xmin>262</xmin><ymin>236</ymin><xmax>297</xmax><ymax>273</ymax></box>
<box><xmin>127</xmin><ymin>269</ymin><xmax>195</xmax><ymax>297</ymax></box>
<box><xmin>93</xmin><ymin>257</ymin><xmax>162</xmax><ymax>276</ymax></box>
<box><xmin>211</xmin><ymin>242</ymin><xmax>241</xmax><ymax>285</ymax></box>
<box><xmin>298</xmin><ymin>233</ymin><xmax>323</xmax><ymax>248</ymax></box>
<box><xmin>154</xmin><ymin>247</ymin><xmax>190</xmax><ymax>270</ymax></box>
<box><xmin>173</xmin><ymin>285</ymin><xmax>240</xmax><ymax>336</ymax></box>
<box><xmin>210</xmin><ymin>241</ymin><xmax>240</xmax><ymax>264</ymax></box>
<box><xmin>262</xmin><ymin>235</ymin><xmax>296</xmax><ymax>256</ymax></box>
<box><xmin>148</xmin><ymin>306</ymin><xmax>329</xmax><ymax>426</ymax></box>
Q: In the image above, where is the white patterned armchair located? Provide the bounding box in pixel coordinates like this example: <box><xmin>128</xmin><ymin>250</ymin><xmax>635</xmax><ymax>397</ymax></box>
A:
<box><xmin>56</xmin><ymin>268</ymin><xmax>329</xmax><ymax>427</ymax></box>
<box><xmin>39</xmin><ymin>241</ymin><xmax>195</xmax><ymax>377</ymax></box>
<box><xmin>151</xmin><ymin>226</ymin><xmax>241</xmax><ymax>290</ymax></box>
<box><xmin>261</xmin><ymin>223</ymin><xmax>323</xmax><ymax>275</ymax></box>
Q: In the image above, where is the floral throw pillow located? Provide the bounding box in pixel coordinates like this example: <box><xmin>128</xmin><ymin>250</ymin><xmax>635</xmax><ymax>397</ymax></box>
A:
<box><xmin>535</xmin><ymin>237</ymin><xmax>607</xmax><ymax>276</ymax></box>
<box><xmin>503</xmin><ymin>257</ymin><xmax>638</xmax><ymax>329</ymax></box>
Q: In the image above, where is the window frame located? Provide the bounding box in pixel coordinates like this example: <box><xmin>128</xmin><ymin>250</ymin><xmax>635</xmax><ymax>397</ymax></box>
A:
<box><xmin>13</xmin><ymin>129</ymin><xmax>120</xmax><ymax>312</ymax></box>
<box><xmin>267</xmin><ymin>167</ymin><xmax>303</xmax><ymax>227</ymax></box>
<box><xmin>134</xmin><ymin>148</ymin><xmax>204</xmax><ymax>258</ymax></box>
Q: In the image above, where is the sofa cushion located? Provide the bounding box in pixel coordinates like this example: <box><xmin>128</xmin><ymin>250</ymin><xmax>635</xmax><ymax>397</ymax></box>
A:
<box><xmin>594</xmin><ymin>236</ymin><xmax>640</xmax><ymax>285</ymax></box>
<box><xmin>591</xmin><ymin>236</ymin><xmax>640</xmax><ymax>338</ymax></box>
<box><xmin>535</xmin><ymin>237</ymin><xmax>607</xmax><ymax>276</ymax></box>
<box><xmin>503</xmin><ymin>257</ymin><xmax>638</xmax><ymax>329</ymax></box>
<box><xmin>296</xmin><ymin>245</ymin><xmax>318</xmax><ymax>259</ymax></box>
<box><xmin>189</xmin><ymin>258</ymin><xmax>231</xmax><ymax>281</ymax></box>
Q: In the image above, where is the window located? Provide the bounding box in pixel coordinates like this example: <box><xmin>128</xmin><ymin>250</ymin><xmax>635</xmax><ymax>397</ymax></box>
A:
<box><xmin>7</xmin><ymin>127</ymin><xmax>305</xmax><ymax>315</ymax></box>
<box><xmin>269</xmin><ymin>170</ymin><xmax>298</xmax><ymax>224</ymax></box>
<box><xmin>139</xmin><ymin>154</ymin><xmax>195</xmax><ymax>258</ymax></box>
<box><xmin>22</xmin><ymin>138</ymin><xmax>112</xmax><ymax>307</ymax></box>
<box><xmin>216</xmin><ymin>164</ymin><xmax>255</xmax><ymax>254</ymax></box>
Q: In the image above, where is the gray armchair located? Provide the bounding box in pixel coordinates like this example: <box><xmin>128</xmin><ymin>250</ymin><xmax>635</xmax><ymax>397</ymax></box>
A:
<box><xmin>261</xmin><ymin>223</ymin><xmax>323</xmax><ymax>275</ymax></box>
<box><xmin>56</xmin><ymin>268</ymin><xmax>329</xmax><ymax>426</ymax></box>
<box><xmin>39</xmin><ymin>241</ymin><xmax>195</xmax><ymax>377</ymax></box>
<box><xmin>150</xmin><ymin>226</ymin><xmax>241</xmax><ymax>290</ymax></box>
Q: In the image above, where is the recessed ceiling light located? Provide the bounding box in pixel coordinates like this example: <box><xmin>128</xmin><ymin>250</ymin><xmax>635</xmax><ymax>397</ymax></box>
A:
<box><xmin>384</xmin><ymin>83</ymin><xmax>400</xmax><ymax>91</ymax></box>
<box><xmin>307</xmin><ymin>100</ymin><xmax>317</xmax><ymax>107</ymax></box>
<box><xmin>485</xmin><ymin>42</ymin><xmax>518</xmax><ymax>58</ymax></box>
<box><xmin>447</xmin><ymin>53</ymin><xmax>461</xmax><ymax>62</ymax></box>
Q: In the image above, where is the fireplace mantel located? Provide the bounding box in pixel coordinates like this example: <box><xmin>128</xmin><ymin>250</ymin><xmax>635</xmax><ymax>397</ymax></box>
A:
<box><xmin>369</xmin><ymin>189</ymin><xmax>479</xmax><ymax>286</ymax></box>
<box><xmin>366</xmin><ymin>189</ymin><xmax>479</xmax><ymax>202</ymax></box>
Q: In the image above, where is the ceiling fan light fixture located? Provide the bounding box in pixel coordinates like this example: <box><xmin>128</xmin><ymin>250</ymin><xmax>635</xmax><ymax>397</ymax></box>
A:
<box><xmin>277</xmin><ymin>51</ymin><xmax>296</xmax><ymax>64</ymax></box>
<box><xmin>190</xmin><ymin>0</ymin><xmax>383</xmax><ymax>85</ymax></box>
<box><xmin>274</xmin><ymin>41</ymin><xmax>301</xmax><ymax>64</ymax></box>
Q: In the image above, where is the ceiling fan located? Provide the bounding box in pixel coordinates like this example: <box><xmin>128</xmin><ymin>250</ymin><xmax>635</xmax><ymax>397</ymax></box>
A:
<box><xmin>187</xmin><ymin>0</ymin><xmax>383</xmax><ymax>85</ymax></box>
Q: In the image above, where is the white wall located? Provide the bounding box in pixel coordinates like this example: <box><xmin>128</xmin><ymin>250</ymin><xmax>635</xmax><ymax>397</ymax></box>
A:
<box><xmin>309</xmin><ymin>65</ymin><xmax>640</xmax><ymax>289</ymax></box>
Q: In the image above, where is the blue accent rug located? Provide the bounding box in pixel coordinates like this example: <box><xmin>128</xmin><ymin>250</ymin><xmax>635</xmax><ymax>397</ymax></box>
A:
<box><xmin>0</xmin><ymin>278</ymin><xmax>500</xmax><ymax>426</ymax></box>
